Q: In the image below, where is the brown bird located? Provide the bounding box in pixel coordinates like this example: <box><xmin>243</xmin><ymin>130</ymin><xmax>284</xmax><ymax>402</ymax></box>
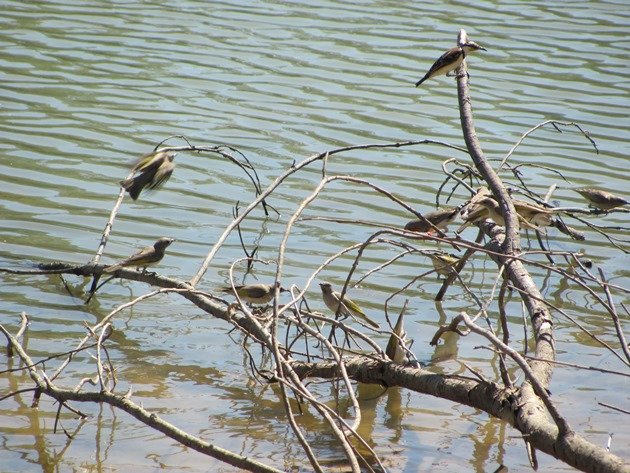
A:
<box><xmin>121</xmin><ymin>150</ymin><xmax>177</xmax><ymax>200</ymax></box>
<box><xmin>457</xmin><ymin>197</ymin><xmax>503</xmax><ymax>232</ymax></box>
<box><xmin>104</xmin><ymin>237</ymin><xmax>175</xmax><ymax>273</ymax></box>
<box><xmin>415</xmin><ymin>41</ymin><xmax>487</xmax><ymax>87</ymax></box>
<box><xmin>221</xmin><ymin>283</ymin><xmax>288</xmax><ymax>305</ymax></box>
<box><xmin>404</xmin><ymin>207</ymin><xmax>458</xmax><ymax>233</ymax></box>
<box><xmin>574</xmin><ymin>188</ymin><xmax>629</xmax><ymax>211</ymax></box>
<box><xmin>513</xmin><ymin>199</ymin><xmax>555</xmax><ymax>229</ymax></box>
<box><xmin>458</xmin><ymin>187</ymin><xmax>491</xmax><ymax>220</ymax></box>
<box><xmin>458</xmin><ymin>197</ymin><xmax>553</xmax><ymax>233</ymax></box>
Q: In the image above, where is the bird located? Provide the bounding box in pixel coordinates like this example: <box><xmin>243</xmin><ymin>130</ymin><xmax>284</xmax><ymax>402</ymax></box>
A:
<box><xmin>220</xmin><ymin>283</ymin><xmax>288</xmax><ymax>305</ymax></box>
<box><xmin>457</xmin><ymin>197</ymin><xmax>503</xmax><ymax>233</ymax></box>
<box><xmin>512</xmin><ymin>199</ymin><xmax>555</xmax><ymax>229</ymax></box>
<box><xmin>103</xmin><ymin>237</ymin><xmax>175</xmax><ymax>273</ymax></box>
<box><xmin>385</xmin><ymin>310</ymin><xmax>407</xmax><ymax>363</ymax></box>
<box><xmin>574</xmin><ymin>188</ymin><xmax>629</xmax><ymax>211</ymax></box>
<box><xmin>427</xmin><ymin>252</ymin><xmax>460</xmax><ymax>277</ymax></box>
<box><xmin>458</xmin><ymin>197</ymin><xmax>550</xmax><ymax>233</ymax></box>
<box><xmin>120</xmin><ymin>150</ymin><xmax>177</xmax><ymax>200</ymax></box>
<box><xmin>415</xmin><ymin>41</ymin><xmax>487</xmax><ymax>87</ymax></box>
<box><xmin>404</xmin><ymin>207</ymin><xmax>459</xmax><ymax>234</ymax></box>
<box><xmin>319</xmin><ymin>282</ymin><xmax>379</xmax><ymax>329</ymax></box>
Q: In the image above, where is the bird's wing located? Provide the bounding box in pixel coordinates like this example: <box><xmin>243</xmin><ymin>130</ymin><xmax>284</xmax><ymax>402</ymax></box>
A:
<box><xmin>121</xmin><ymin>246</ymin><xmax>155</xmax><ymax>265</ymax></box>
<box><xmin>246</xmin><ymin>286</ymin><xmax>270</xmax><ymax>298</ymax></box>
<box><xmin>132</xmin><ymin>151</ymin><xmax>169</xmax><ymax>173</ymax></box>
<box><xmin>146</xmin><ymin>161</ymin><xmax>175</xmax><ymax>191</ymax></box>
<box><xmin>341</xmin><ymin>295</ymin><xmax>366</xmax><ymax>317</ymax></box>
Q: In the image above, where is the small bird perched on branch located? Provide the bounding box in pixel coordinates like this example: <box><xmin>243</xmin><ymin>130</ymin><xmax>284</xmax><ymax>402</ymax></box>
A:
<box><xmin>457</xmin><ymin>197</ymin><xmax>503</xmax><ymax>232</ymax></box>
<box><xmin>221</xmin><ymin>283</ymin><xmax>288</xmax><ymax>305</ymax></box>
<box><xmin>574</xmin><ymin>188</ymin><xmax>629</xmax><ymax>211</ymax></box>
<box><xmin>319</xmin><ymin>282</ymin><xmax>379</xmax><ymax>329</ymax></box>
<box><xmin>415</xmin><ymin>41</ymin><xmax>486</xmax><ymax>87</ymax></box>
<box><xmin>104</xmin><ymin>237</ymin><xmax>175</xmax><ymax>273</ymax></box>
<box><xmin>458</xmin><ymin>197</ymin><xmax>554</xmax><ymax>233</ymax></box>
<box><xmin>512</xmin><ymin>199</ymin><xmax>555</xmax><ymax>229</ymax></box>
<box><xmin>427</xmin><ymin>251</ymin><xmax>460</xmax><ymax>278</ymax></box>
<box><xmin>121</xmin><ymin>150</ymin><xmax>177</xmax><ymax>200</ymax></box>
<box><xmin>404</xmin><ymin>207</ymin><xmax>459</xmax><ymax>234</ymax></box>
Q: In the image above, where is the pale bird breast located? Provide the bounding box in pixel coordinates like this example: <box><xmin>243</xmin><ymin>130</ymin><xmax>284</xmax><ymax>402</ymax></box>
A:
<box><xmin>436</xmin><ymin>55</ymin><xmax>464</xmax><ymax>76</ymax></box>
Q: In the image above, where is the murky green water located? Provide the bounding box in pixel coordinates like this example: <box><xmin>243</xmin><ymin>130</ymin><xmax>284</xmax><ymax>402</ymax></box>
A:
<box><xmin>1</xmin><ymin>1</ymin><xmax>628</xmax><ymax>471</ymax></box>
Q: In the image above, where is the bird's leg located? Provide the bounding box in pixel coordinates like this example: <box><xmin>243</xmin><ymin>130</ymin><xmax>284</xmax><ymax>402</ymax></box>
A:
<box><xmin>252</xmin><ymin>306</ymin><xmax>267</xmax><ymax>316</ymax></box>
<box><xmin>342</xmin><ymin>331</ymin><xmax>352</xmax><ymax>350</ymax></box>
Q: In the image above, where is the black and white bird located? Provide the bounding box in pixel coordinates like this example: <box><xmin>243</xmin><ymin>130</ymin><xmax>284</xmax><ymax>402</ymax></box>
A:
<box><xmin>415</xmin><ymin>41</ymin><xmax>486</xmax><ymax>87</ymax></box>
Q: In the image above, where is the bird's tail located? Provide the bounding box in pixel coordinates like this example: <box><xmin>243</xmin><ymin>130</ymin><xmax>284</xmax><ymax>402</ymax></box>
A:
<box><xmin>120</xmin><ymin>178</ymin><xmax>141</xmax><ymax>200</ymax></box>
<box><xmin>415</xmin><ymin>77</ymin><xmax>427</xmax><ymax>87</ymax></box>
<box><xmin>361</xmin><ymin>314</ymin><xmax>380</xmax><ymax>329</ymax></box>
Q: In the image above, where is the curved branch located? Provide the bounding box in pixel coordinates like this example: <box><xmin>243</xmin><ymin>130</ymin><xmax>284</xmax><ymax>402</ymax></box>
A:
<box><xmin>189</xmin><ymin>139</ymin><xmax>468</xmax><ymax>287</ymax></box>
<box><xmin>0</xmin><ymin>323</ymin><xmax>283</xmax><ymax>473</ymax></box>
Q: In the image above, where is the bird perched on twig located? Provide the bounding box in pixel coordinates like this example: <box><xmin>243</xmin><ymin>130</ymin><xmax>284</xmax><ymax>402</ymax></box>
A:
<box><xmin>427</xmin><ymin>251</ymin><xmax>460</xmax><ymax>278</ymax></box>
<box><xmin>319</xmin><ymin>282</ymin><xmax>379</xmax><ymax>329</ymax></box>
<box><xmin>221</xmin><ymin>283</ymin><xmax>288</xmax><ymax>305</ymax></box>
<box><xmin>404</xmin><ymin>207</ymin><xmax>459</xmax><ymax>234</ymax></box>
<box><xmin>458</xmin><ymin>197</ymin><xmax>553</xmax><ymax>233</ymax></box>
<box><xmin>104</xmin><ymin>237</ymin><xmax>175</xmax><ymax>273</ymax></box>
<box><xmin>574</xmin><ymin>188</ymin><xmax>629</xmax><ymax>211</ymax></box>
<box><xmin>512</xmin><ymin>199</ymin><xmax>555</xmax><ymax>229</ymax></box>
<box><xmin>457</xmin><ymin>197</ymin><xmax>503</xmax><ymax>232</ymax></box>
<box><xmin>121</xmin><ymin>150</ymin><xmax>177</xmax><ymax>200</ymax></box>
<box><xmin>415</xmin><ymin>41</ymin><xmax>487</xmax><ymax>87</ymax></box>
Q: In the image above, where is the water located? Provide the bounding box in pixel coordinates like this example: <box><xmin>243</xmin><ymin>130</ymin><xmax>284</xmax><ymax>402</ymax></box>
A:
<box><xmin>1</xmin><ymin>1</ymin><xmax>629</xmax><ymax>471</ymax></box>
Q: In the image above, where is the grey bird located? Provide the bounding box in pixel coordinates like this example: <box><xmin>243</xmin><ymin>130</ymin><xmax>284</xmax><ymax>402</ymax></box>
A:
<box><xmin>319</xmin><ymin>282</ymin><xmax>379</xmax><ymax>329</ymax></box>
<box><xmin>221</xmin><ymin>283</ymin><xmax>288</xmax><ymax>305</ymax></box>
<box><xmin>415</xmin><ymin>41</ymin><xmax>486</xmax><ymax>87</ymax></box>
<box><xmin>104</xmin><ymin>237</ymin><xmax>175</xmax><ymax>273</ymax></box>
<box><xmin>121</xmin><ymin>150</ymin><xmax>177</xmax><ymax>200</ymax></box>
